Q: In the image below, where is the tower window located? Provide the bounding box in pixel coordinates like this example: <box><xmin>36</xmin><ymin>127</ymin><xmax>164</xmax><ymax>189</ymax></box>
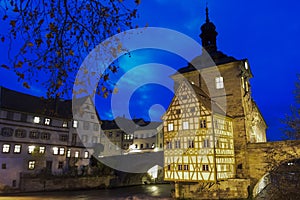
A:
<box><xmin>215</xmin><ymin>76</ymin><xmax>224</xmax><ymax>89</ymax></box>
<box><xmin>245</xmin><ymin>62</ymin><xmax>249</xmax><ymax>69</ymax></box>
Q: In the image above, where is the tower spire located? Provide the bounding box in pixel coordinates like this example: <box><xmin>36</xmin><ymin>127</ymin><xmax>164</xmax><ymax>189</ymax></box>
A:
<box><xmin>206</xmin><ymin>3</ymin><xmax>209</xmax><ymax>23</ymax></box>
<box><xmin>200</xmin><ymin>5</ymin><xmax>218</xmax><ymax>53</ymax></box>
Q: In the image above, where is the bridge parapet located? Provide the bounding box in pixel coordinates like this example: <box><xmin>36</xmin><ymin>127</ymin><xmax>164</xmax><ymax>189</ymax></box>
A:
<box><xmin>247</xmin><ymin>140</ymin><xmax>300</xmax><ymax>195</ymax></box>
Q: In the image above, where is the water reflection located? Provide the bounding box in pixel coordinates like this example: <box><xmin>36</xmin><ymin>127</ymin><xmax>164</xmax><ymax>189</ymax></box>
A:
<box><xmin>0</xmin><ymin>184</ymin><xmax>174</xmax><ymax>200</ymax></box>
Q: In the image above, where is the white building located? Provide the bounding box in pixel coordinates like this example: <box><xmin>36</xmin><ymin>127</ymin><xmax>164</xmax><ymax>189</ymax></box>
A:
<box><xmin>0</xmin><ymin>87</ymin><xmax>101</xmax><ymax>191</ymax></box>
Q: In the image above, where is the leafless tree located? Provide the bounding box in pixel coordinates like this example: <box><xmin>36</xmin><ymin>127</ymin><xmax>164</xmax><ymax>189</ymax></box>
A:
<box><xmin>0</xmin><ymin>0</ymin><xmax>140</xmax><ymax>97</ymax></box>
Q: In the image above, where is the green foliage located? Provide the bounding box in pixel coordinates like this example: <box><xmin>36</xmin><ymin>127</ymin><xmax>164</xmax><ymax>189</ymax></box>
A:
<box><xmin>0</xmin><ymin>0</ymin><xmax>140</xmax><ymax>97</ymax></box>
<box><xmin>90</xmin><ymin>155</ymin><xmax>114</xmax><ymax>175</ymax></box>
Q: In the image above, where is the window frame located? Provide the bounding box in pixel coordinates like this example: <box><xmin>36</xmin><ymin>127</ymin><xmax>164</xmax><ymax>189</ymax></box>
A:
<box><xmin>74</xmin><ymin>151</ymin><xmax>80</xmax><ymax>158</ymax></box>
<box><xmin>29</xmin><ymin>130</ymin><xmax>40</xmax><ymax>139</ymax></box>
<box><xmin>202</xmin><ymin>164</ymin><xmax>209</xmax><ymax>171</ymax></box>
<box><xmin>203</xmin><ymin>139</ymin><xmax>210</xmax><ymax>148</ymax></box>
<box><xmin>59</xmin><ymin>147</ymin><xmax>65</xmax><ymax>155</ymax></box>
<box><xmin>184</xmin><ymin>164</ymin><xmax>189</xmax><ymax>171</ymax></box>
<box><xmin>66</xmin><ymin>149</ymin><xmax>71</xmax><ymax>158</ymax></box>
<box><xmin>15</xmin><ymin>129</ymin><xmax>26</xmax><ymax>138</ymax></box>
<box><xmin>39</xmin><ymin>146</ymin><xmax>46</xmax><ymax>154</ymax></box>
<box><xmin>1</xmin><ymin>127</ymin><xmax>13</xmax><ymax>137</ymax></box>
<box><xmin>84</xmin><ymin>151</ymin><xmax>89</xmax><ymax>159</ymax></box>
<box><xmin>83</xmin><ymin>121</ymin><xmax>90</xmax><ymax>130</ymax></box>
<box><xmin>53</xmin><ymin>147</ymin><xmax>59</xmax><ymax>155</ymax></box>
<box><xmin>183</xmin><ymin>121</ymin><xmax>189</xmax><ymax>130</ymax></box>
<box><xmin>13</xmin><ymin>144</ymin><xmax>21</xmax><ymax>154</ymax></box>
<box><xmin>2</xmin><ymin>144</ymin><xmax>10</xmax><ymax>153</ymax></box>
<box><xmin>44</xmin><ymin>118</ymin><xmax>51</xmax><ymax>125</ymax></box>
<box><xmin>215</xmin><ymin>76</ymin><xmax>224</xmax><ymax>89</ymax></box>
<box><xmin>188</xmin><ymin>140</ymin><xmax>194</xmax><ymax>148</ymax></box>
<box><xmin>58</xmin><ymin>161</ymin><xmax>64</xmax><ymax>169</ymax></box>
<box><xmin>28</xmin><ymin>145</ymin><xmax>36</xmax><ymax>154</ymax></box>
<box><xmin>33</xmin><ymin>116</ymin><xmax>40</xmax><ymax>124</ymax></box>
<box><xmin>167</xmin><ymin>123</ymin><xmax>174</xmax><ymax>131</ymax></box>
<box><xmin>28</xmin><ymin>160</ymin><xmax>36</xmax><ymax>170</ymax></box>
<box><xmin>41</xmin><ymin>132</ymin><xmax>51</xmax><ymax>140</ymax></box>
<box><xmin>72</xmin><ymin>120</ymin><xmax>78</xmax><ymax>128</ymax></box>
<box><xmin>178</xmin><ymin>164</ymin><xmax>183</xmax><ymax>171</ymax></box>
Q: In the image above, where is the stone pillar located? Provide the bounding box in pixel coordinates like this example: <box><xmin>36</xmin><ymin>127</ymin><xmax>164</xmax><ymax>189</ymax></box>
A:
<box><xmin>175</xmin><ymin>182</ymin><xmax>180</xmax><ymax>198</ymax></box>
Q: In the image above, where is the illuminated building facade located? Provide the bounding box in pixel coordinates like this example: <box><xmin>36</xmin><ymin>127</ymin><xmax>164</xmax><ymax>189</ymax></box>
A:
<box><xmin>0</xmin><ymin>87</ymin><xmax>101</xmax><ymax>191</ymax></box>
<box><xmin>163</xmin><ymin>80</ymin><xmax>235</xmax><ymax>182</ymax></box>
<box><xmin>163</xmin><ymin>6</ymin><xmax>267</xmax><ymax>199</ymax></box>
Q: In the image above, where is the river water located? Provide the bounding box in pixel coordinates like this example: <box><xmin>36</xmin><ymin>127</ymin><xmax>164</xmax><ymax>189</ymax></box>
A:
<box><xmin>0</xmin><ymin>184</ymin><xmax>174</xmax><ymax>200</ymax></box>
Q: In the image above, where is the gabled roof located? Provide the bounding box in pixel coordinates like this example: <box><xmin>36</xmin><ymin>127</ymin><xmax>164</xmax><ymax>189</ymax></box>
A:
<box><xmin>0</xmin><ymin>86</ymin><xmax>73</xmax><ymax>119</ymax></box>
<box><xmin>177</xmin><ymin>52</ymin><xmax>238</xmax><ymax>74</ymax></box>
<box><xmin>101</xmin><ymin>117</ymin><xmax>162</xmax><ymax>132</ymax></box>
<box><xmin>135</xmin><ymin>121</ymin><xmax>162</xmax><ymax>131</ymax></box>
<box><xmin>189</xmin><ymin>83</ymin><xmax>226</xmax><ymax>115</ymax></box>
<box><xmin>165</xmin><ymin>80</ymin><xmax>227</xmax><ymax>117</ymax></box>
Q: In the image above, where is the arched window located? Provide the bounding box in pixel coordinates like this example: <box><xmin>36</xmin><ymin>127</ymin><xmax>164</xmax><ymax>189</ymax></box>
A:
<box><xmin>1</xmin><ymin>127</ymin><xmax>13</xmax><ymax>137</ymax></box>
<box><xmin>15</xmin><ymin>129</ymin><xmax>27</xmax><ymax>138</ymax></box>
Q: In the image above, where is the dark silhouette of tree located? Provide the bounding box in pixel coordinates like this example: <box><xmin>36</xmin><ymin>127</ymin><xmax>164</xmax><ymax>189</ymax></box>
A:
<box><xmin>0</xmin><ymin>0</ymin><xmax>140</xmax><ymax>97</ymax></box>
<box><xmin>282</xmin><ymin>74</ymin><xmax>300</xmax><ymax>139</ymax></box>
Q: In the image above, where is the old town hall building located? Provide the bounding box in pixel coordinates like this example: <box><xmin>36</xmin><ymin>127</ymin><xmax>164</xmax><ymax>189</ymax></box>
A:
<box><xmin>163</xmin><ymin>7</ymin><xmax>267</xmax><ymax>199</ymax></box>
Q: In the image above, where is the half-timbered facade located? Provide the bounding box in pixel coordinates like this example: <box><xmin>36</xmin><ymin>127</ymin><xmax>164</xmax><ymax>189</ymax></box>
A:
<box><xmin>163</xmin><ymin>6</ymin><xmax>267</xmax><ymax>198</ymax></box>
<box><xmin>163</xmin><ymin>81</ymin><xmax>235</xmax><ymax>182</ymax></box>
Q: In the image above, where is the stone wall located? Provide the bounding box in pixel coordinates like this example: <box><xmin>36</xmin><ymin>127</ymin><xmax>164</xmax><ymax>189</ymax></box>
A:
<box><xmin>19</xmin><ymin>175</ymin><xmax>114</xmax><ymax>192</ymax></box>
<box><xmin>247</xmin><ymin>140</ymin><xmax>300</xmax><ymax>188</ymax></box>
<box><xmin>177</xmin><ymin>179</ymin><xmax>250</xmax><ymax>199</ymax></box>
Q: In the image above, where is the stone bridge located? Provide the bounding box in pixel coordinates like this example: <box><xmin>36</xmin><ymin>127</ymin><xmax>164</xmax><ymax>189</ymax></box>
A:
<box><xmin>247</xmin><ymin>140</ymin><xmax>300</xmax><ymax>197</ymax></box>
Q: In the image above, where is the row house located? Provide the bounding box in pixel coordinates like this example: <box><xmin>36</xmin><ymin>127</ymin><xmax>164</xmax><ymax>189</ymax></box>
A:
<box><xmin>101</xmin><ymin>117</ymin><xmax>164</xmax><ymax>155</ymax></box>
<box><xmin>0</xmin><ymin>87</ymin><xmax>101</xmax><ymax>191</ymax></box>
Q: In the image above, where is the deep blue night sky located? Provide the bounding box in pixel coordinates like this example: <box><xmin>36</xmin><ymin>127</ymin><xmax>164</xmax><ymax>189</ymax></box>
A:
<box><xmin>1</xmin><ymin>0</ymin><xmax>300</xmax><ymax>141</ymax></box>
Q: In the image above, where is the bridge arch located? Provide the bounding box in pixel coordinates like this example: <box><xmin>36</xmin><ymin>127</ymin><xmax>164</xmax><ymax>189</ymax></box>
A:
<box><xmin>252</xmin><ymin>172</ymin><xmax>270</xmax><ymax>198</ymax></box>
<box><xmin>252</xmin><ymin>158</ymin><xmax>300</xmax><ymax>199</ymax></box>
